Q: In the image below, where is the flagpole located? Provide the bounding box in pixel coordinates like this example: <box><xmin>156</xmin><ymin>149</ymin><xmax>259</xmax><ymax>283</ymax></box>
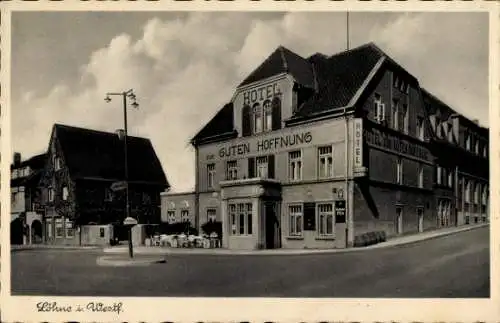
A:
<box><xmin>347</xmin><ymin>11</ymin><xmax>350</xmax><ymax>51</ymax></box>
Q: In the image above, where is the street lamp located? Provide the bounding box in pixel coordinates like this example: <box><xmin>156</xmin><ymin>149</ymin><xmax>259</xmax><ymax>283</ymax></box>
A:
<box><xmin>105</xmin><ymin>89</ymin><xmax>139</xmax><ymax>258</ymax></box>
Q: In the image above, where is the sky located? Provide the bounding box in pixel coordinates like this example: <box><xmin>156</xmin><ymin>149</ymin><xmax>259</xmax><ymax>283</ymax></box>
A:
<box><xmin>11</xmin><ymin>11</ymin><xmax>489</xmax><ymax>193</ymax></box>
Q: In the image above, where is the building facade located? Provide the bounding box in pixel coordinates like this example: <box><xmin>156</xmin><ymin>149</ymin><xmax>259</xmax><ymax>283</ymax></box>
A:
<box><xmin>161</xmin><ymin>43</ymin><xmax>489</xmax><ymax>250</ymax></box>
<box><xmin>10</xmin><ymin>153</ymin><xmax>47</xmax><ymax>245</ymax></box>
<box><xmin>37</xmin><ymin>124</ymin><xmax>169</xmax><ymax>245</ymax></box>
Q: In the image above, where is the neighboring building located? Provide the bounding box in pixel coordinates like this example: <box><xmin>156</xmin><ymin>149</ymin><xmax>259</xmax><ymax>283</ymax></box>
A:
<box><xmin>422</xmin><ymin>90</ymin><xmax>489</xmax><ymax>227</ymax></box>
<box><xmin>161</xmin><ymin>42</ymin><xmax>490</xmax><ymax>250</ymax></box>
<box><xmin>38</xmin><ymin>124</ymin><xmax>169</xmax><ymax>245</ymax></box>
<box><xmin>10</xmin><ymin>153</ymin><xmax>47</xmax><ymax>245</ymax></box>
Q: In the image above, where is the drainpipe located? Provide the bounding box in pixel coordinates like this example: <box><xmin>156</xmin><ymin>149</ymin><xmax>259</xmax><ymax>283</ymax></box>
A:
<box><xmin>344</xmin><ymin>106</ymin><xmax>349</xmax><ymax>248</ymax></box>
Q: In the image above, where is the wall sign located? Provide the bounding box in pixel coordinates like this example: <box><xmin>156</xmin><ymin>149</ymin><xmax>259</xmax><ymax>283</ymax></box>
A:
<box><xmin>354</xmin><ymin>119</ymin><xmax>363</xmax><ymax>168</ymax></box>
<box><xmin>335</xmin><ymin>200</ymin><xmax>346</xmax><ymax>224</ymax></box>
<box><xmin>218</xmin><ymin>131</ymin><xmax>313</xmax><ymax>158</ymax></box>
<box><xmin>364</xmin><ymin>127</ymin><xmax>429</xmax><ymax>160</ymax></box>
<box><xmin>242</xmin><ymin>83</ymin><xmax>282</xmax><ymax>106</ymax></box>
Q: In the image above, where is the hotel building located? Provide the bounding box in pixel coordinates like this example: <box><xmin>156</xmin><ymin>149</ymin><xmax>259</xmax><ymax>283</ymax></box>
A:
<box><xmin>161</xmin><ymin>42</ymin><xmax>489</xmax><ymax>250</ymax></box>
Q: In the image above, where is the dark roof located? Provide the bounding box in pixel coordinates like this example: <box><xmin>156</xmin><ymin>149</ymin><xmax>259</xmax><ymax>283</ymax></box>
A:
<box><xmin>191</xmin><ymin>103</ymin><xmax>236</xmax><ymax>144</ymax></box>
<box><xmin>294</xmin><ymin>43</ymin><xmax>384</xmax><ymax>117</ymax></box>
<box><xmin>11</xmin><ymin>153</ymin><xmax>47</xmax><ymax>187</ymax></box>
<box><xmin>238</xmin><ymin>46</ymin><xmax>315</xmax><ymax>89</ymax></box>
<box><xmin>53</xmin><ymin>124</ymin><xmax>169</xmax><ymax>187</ymax></box>
<box><xmin>191</xmin><ymin>43</ymin><xmax>412</xmax><ymax>144</ymax></box>
<box><xmin>421</xmin><ymin>89</ymin><xmax>489</xmax><ymax>136</ymax></box>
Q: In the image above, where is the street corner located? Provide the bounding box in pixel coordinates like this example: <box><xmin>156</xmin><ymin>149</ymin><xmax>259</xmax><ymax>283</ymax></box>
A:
<box><xmin>96</xmin><ymin>255</ymin><xmax>167</xmax><ymax>267</ymax></box>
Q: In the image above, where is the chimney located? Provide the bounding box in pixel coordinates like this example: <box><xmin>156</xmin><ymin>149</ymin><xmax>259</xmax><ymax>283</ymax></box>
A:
<box><xmin>13</xmin><ymin>152</ymin><xmax>21</xmax><ymax>167</ymax></box>
<box><xmin>115</xmin><ymin>129</ymin><xmax>125</xmax><ymax>141</ymax></box>
<box><xmin>473</xmin><ymin>119</ymin><xmax>479</xmax><ymax>125</ymax></box>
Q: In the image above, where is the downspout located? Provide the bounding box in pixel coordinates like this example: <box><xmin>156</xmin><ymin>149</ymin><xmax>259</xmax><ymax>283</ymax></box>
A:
<box><xmin>344</xmin><ymin>106</ymin><xmax>349</xmax><ymax>248</ymax></box>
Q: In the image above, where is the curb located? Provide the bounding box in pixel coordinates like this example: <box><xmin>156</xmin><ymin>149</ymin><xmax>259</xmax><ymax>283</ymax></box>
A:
<box><xmin>102</xmin><ymin>224</ymin><xmax>487</xmax><ymax>256</ymax></box>
<box><xmin>96</xmin><ymin>255</ymin><xmax>167</xmax><ymax>267</ymax></box>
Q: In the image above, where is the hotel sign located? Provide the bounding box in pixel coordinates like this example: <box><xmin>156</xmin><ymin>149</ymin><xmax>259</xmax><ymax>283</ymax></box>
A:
<box><xmin>218</xmin><ymin>132</ymin><xmax>313</xmax><ymax>158</ymax></box>
<box><xmin>242</xmin><ymin>83</ymin><xmax>282</xmax><ymax>106</ymax></box>
<box><xmin>364</xmin><ymin>127</ymin><xmax>429</xmax><ymax>160</ymax></box>
<box><xmin>353</xmin><ymin>119</ymin><xmax>363</xmax><ymax>168</ymax></box>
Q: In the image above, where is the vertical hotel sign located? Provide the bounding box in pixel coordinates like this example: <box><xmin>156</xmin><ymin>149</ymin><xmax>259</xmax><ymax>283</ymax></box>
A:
<box><xmin>353</xmin><ymin>118</ymin><xmax>363</xmax><ymax>169</ymax></box>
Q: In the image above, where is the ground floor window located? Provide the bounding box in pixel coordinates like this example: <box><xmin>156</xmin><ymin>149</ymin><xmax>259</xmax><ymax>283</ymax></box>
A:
<box><xmin>207</xmin><ymin>208</ymin><xmax>217</xmax><ymax>222</ymax></box>
<box><xmin>289</xmin><ymin>205</ymin><xmax>303</xmax><ymax>236</ymax></box>
<box><xmin>181</xmin><ymin>210</ymin><xmax>189</xmax><ymax>222</ymax></box>
<box><xmin>229</xmin><ymin>203</ymin><xmax>252</xmax><ymax>235</ymax></box>
<box><xmin>46</xmin><ymin>219</ymin><xmax>53</xmax><ymax>238</ymax></box>
<box><xmin>55</xmin><ymin>218</ymin><xmax>64</xmax><ymax>238</ymax></box>
<box><xmin>474</xmin><ymin>216</ymin><xmax>478</xmax><ymax>224</ymax></box>
<box><xmin>482</xmin><ymin>216</ymin><xmax>487</xmax><ymax>222</ymax></box>
<box><xmin>317</xmin><ymin>203</ymin><xmax>334</xmax><ymax>236</ymax></box>
<box><xmin>167</xmin><ymin>210</ymin><xmax>176</xmax><ymax>223</ymax></box>
<box><xmin>465</xmin><ymin>215</ymin><xmax>470</xmax><ymax>224</ymax></box>
<box><xmin>65</xmin><ymin>219</ymin><xmax>74</xmax><ymax>237</ymax></box>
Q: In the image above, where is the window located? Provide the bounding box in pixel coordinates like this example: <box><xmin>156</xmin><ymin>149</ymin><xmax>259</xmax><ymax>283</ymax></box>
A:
<box><xmin>252</xmin><ymin>103</ymin><xmax>262</xmax><ymax>134</ymax></box>
<box><xmin>475</xmin><ymin>140</ymin><xmax>480</xmax><ymax>154</ymax></box>
<box><xmin>263</xmin><ymin>100</ymin><xmax>272</xmax><ymax>132</ymax></box>
<box><xmin>317</xmin><ymin>203</ymin><xmax>334</xmax><ymax>236</ymax></box>
<box><xmin>65</xmin><ymin>219</ymin><xmax>74</xmax><ymax>237</ymax></box>
<box><xmin>482</xmin><ymin>186</ymin><xmax>488</xmax><ymax>205</ymax></box>
<box><xmin>229</xmin><ymin>203</ymin><xmax>252</xmax><ymax>235</ymax></box>
<box><xmin>448</xmin><ymin>171</ymin><xmax>453</xmax><ymax>188</ymax></box>
<box><xmin>48</xmin><ymin>187</ymin><xmax>54</xmax><ymax>202</ymax></box>
<box><xmin>256</xmin><ymin>156</ymin><xmax>268</xmax><ymax>178</ymax></box>
<box><xmin>374</xmin><ymin>94</ymin><xmax>385</xmax><ymax>123</ymax></box>
<box><xmin>436</xmin><ymin>166</ymin><xmax>442</xmax><ymax>185</ymax></box>
<box><xmin>167</xmin><ymin>210</ymin><xmax>176</xmax><ymax>223</ymax></box>
<box><xmin>100</xmin><ymin>228</ymin><xmax>105</xmax><ymax>238</ymax></box>
<box><xmin>46</xmin><ymin>219</ymin><xmax>53</xmax><ymax>238</ymax></box>
<box><xmin>465</xmin><ymin>181</ymin><xmax>471</xmax><ymax>203</ymax></box>
<box><xmin>55</xmin><ymin>218</ymin><xmax>64</xmax><ymax>238</ymax></box>
<box><xmin>11</xmin><ymin>192</ymin><xmax>16</xmax><ymax>204</ymax></box>
<box><xmin>288</xmin><ymin>150</ymin><xmax>302</xmax><ymax>181</ymax></box>
<box><xmin>391</xmin><ymin>99</ymin><xmax>399</xmax><ymax>130</ymax></box>
<box><xmin>401</xmin><ymin>104</ymin><xmax>408</xmax><ymax>134</ymax></box>
<box><xmin>104</xmin><ymin>188</ymin><xmax>113</xmax><ymax>202</ymax></box>
<box><xmin>181</xmin><ymin>210</ymin><xmax>189</xmax><ymax>222</ymax></box>
<box><xmin>207</xmin><ymin>208</ymin><xmax>217</xmax><ymax>222</ymax></box>
<box><xmin>229</xmin><ymin>204</ymin><xmax>237</xmax><ymax>235</ymax></box>
<box><xmin>474</xmin><ymin>184</ymin><xmax>480</xmax><ymax>205</ymax></box>
<box><xmin>226</xmin><ymin>160</ymin><xmax>238</xmax><ymax>181</ymax></box>
<box><xmin>207</xmin><ymin>163</ymin><xmax>216</xmax><ymax>189</ymax></box>
<box><xmin>396</xmin><ymin>158</ymin><xmax>403</xmax><ymax>185</ymax></box>
<box><xmin>417</xmin><ymin>165</ymin><xmax>424</xmax><ymax>188</ymax></box>
<box><xmin>12</xmin><ymin>169</ymin><xmax>18</xmax><ymax>179</ymax></box>
<box><xmin>393</xmin><ymin>76</ymin><xmax>400</xmax><ymax>88</ymax></box>
<box><xmin>289</xmin><ymin>205</ymin><xmax>303</xmax><ymax>236</ymax></box>
<box><xmin>62</xmin><ymin>186</ymin><xmax>69</xmax><ymax>201</ymax></box>
<box><xmin>318</xmin><ymin>146</ymin><xmax>333</xmax><ymax>178</ymax></box>
<box><xmin>53</xmin><ymin>156</ymin><xmax>61</xmax><ymax>171</ymax></box>
<box><xmin>466</xmin><ymin>134</ymin><xmax>471</xmax><ymax>150</ymax></box>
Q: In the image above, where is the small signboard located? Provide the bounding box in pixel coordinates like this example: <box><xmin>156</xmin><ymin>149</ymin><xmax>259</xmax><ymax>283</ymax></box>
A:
<box><xmin>335</xmin><ymin>200</ymin><xmax>346</xmax><ymax>224</ymax></box>
<box><xmin>123</xmin><ymin>217</ymin><xmax>138</xmax><ymax>226</ymax></box>
<box><xmin>111</xmin><ymin>181</ymin><xmax>128</xmax><ymax>192</ymax></box>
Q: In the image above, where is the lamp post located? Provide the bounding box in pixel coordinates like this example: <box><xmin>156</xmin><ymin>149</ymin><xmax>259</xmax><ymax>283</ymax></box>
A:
<box><xmin>105</xmin><ymin>89</ymin><xmax>139</xmax><ymax>258</ymax></box>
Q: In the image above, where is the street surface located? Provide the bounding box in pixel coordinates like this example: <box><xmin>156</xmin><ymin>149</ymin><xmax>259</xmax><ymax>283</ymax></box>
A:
<box><xmin>11</xmin><ymin>226</ymin><xmax>489</xmax><ymax>297</ymax></box>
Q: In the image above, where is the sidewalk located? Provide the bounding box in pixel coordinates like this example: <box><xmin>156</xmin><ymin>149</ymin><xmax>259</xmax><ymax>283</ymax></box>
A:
<box><xmin>11</xmin><ymin>244</ymin><xmax>101</xmax><ymax>252</ymax></box>
<box><xmin>103</xmin><ymin>223</ymin><xmax>488</xmax><ymax>256</ymax></box>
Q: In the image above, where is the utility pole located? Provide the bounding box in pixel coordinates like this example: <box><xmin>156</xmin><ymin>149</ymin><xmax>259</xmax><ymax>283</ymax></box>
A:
<box><xmin>105</xmin><ymin>89</ymin><xmax>139</xmax><ymax>258</ymax></box>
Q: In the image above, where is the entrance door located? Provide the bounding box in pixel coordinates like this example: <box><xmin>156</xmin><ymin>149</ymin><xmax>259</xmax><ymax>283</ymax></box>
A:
<box><xmin>396</xmin><ymin>207</ymin><xmax>403</xmax><ymax>235</ymax></box>
<box><xmin>417</xmin><ymin>208</ymin><xmax>424</xmax><ymax>233</ymax></box>
<box><xmin>265</xmin><ymin>203</ymin><xmax>276</xmax><ymax>249</ymax></box>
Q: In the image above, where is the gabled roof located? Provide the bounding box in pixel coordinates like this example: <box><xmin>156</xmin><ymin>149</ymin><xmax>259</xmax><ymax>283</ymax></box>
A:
<box><xmin>192</xmin><ymin>42</ymin><xmax>418</xmax><ymax>145</ymax></box>
<box><xmin>52</xmin><ymin>124</ymin><xmax>169</xmax><ymax>187</ymax></box>
<box><xmin>11</xmin><ymin>153</ymin><xmax>47</xmax><ymax>170</ymax></box>
<box><xmin>238</xmin><ymin>46</ymin><xmax>315</xmax><ymax>89</ymax></box>
<box><xmin>191</xmin><ymin>102</ymin><xmax>237</xmax><ymax>145</ymax></box>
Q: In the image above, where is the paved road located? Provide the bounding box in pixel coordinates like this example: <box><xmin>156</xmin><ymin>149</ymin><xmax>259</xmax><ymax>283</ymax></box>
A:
<box><xmin>11</xmin><ymin>226</ymin><xmax>489</xmax><ymax>297</ymax></box>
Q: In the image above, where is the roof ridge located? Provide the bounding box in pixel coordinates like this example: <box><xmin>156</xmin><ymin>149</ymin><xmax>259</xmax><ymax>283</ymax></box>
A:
<box><xmin>55</xmin><ymin>123</ymin><xmax>150</xmax><ymax>141</ymax></box>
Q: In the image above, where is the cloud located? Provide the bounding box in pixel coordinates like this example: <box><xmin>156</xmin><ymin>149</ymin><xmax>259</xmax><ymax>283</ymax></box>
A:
<box><xmin>12</xmin><ymin>12</ymin><xmax>488</xmax><ymax>192</ymax></box>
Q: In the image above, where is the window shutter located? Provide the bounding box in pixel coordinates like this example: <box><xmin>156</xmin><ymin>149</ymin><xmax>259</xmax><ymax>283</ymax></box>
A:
<box><xmin>248</xmin><ymin>157</ymin><xmax>255</xmax><ymax>178</ymax></box>
<box><xmin>272</xmin><ymin>97</ymin><xmax>281</xmax><ymax>130</ymax></box>
<box><xmin>242</xmin><ymin>105</ymin><xmax>251</xmax><ymax>137</ymax></box>
<box><xmin>303</xmin><ymin>202</ymin><xmax>316</xmax><ymax>231</ymax></box>
<box><xmin>268</xmin><ymin>155</ymin><xmax>275</xmax><ymax>179</ymax></box>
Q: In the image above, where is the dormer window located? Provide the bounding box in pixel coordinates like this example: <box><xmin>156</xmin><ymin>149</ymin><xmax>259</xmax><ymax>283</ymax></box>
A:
<box><xmin>252</xmin><ymin>103</ymin><xmax>262</xmax><ymax>134</ymax></box>
<box><xmin>465</xmin><ymin>133</ymin><xmax>471</xmax><ymax>150</ymax></box>
<box><xmin>53</xmin><ymin>155</ymin><xmax>61</xmax><ymax>171</ymax></box>
<box><xmin>263</xmin><ymin>100</ymin><xmax>272</xmax><ymax>132</ymax></box>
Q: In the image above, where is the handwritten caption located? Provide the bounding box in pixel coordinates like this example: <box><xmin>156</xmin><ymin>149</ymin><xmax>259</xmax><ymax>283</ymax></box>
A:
<box><xmin>37</xmin><ymin>301</ymin><xmax>124</xmax><ymax>315</ymax></box>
